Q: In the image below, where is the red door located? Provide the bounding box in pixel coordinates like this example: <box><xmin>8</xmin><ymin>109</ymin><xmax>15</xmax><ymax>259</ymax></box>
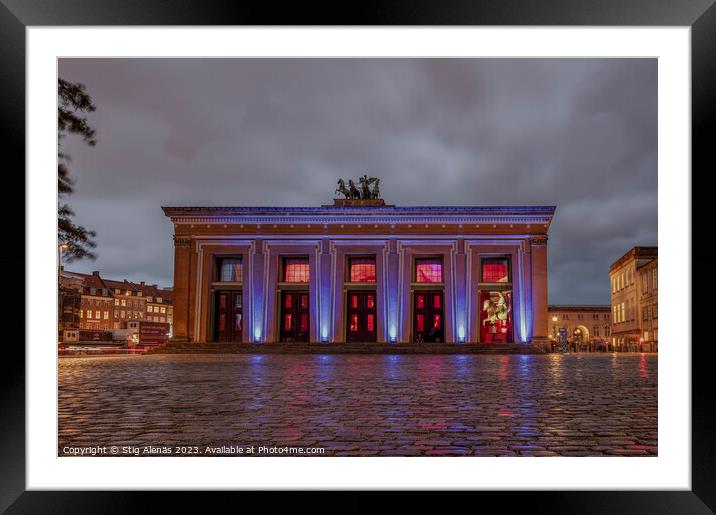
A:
<box><xmin>214</xmin><ymin>291</ymin><xmax>243</xmax><ymax>342</ymax></box>
<box><xmin>413</xmin><ymin>291</ymin><xmax>444</xmax><ymax>342</ymax></box>
<box><xmin>346</xmin><ymin>291</ymin><xmax>377</xmax><ymax>342</ymax></box>
<box><xmin>280</xmin><ymin>291</ymin><xmax>310</xmax><ymax>342</ymax></box>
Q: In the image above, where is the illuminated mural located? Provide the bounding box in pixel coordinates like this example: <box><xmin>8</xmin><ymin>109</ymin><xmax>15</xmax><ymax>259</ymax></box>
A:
<box><xmin>480</xmin><ymin>290</ymin><xmax>513</xmax><ymax>343</ymax></box>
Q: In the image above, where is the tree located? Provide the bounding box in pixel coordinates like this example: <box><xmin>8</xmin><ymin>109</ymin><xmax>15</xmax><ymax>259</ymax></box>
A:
<box><xmin>58</xmin><ymin>78</ymin><xmax>97</xmax><ymax>262</ymax></box>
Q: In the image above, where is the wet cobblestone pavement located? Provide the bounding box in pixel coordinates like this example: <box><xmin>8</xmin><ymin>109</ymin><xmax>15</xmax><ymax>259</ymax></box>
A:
<box><xmin>58</xmin><ymin>353</ymin><xmax>657</xmax><ymax>457</ymax></box>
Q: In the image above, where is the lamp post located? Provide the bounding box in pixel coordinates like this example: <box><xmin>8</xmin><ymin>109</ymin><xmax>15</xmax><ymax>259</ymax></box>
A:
<box><xmin>551</xmin><ymin>315</ymin><xmax>558</xmax><ymax>351</ymax></box>
<box><xmin>575</xmin><ymin>328</ymin><xmax>581</xmax><ymax>352</ymax></box>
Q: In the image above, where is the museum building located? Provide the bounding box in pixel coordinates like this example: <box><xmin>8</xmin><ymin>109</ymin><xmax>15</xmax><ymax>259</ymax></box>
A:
<box><xmin>162</xmin><ymin>198</ymin><xmax>555</xmax><ymax>346</ymax></box>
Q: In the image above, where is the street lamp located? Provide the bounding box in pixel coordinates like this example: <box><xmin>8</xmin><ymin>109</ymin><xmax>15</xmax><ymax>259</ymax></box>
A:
<box><xmin>551</xmin><ymin>315</ymin><xmax>558</xmax><ymax>338</ymax></box>
<box><xmin>550</xmin><ymin>315</ymin><xmax>558</xmax><ymax>352</ymax></box>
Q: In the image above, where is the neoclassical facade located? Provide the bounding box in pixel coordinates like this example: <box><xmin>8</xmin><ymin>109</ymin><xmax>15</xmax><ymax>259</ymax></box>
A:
<box><xmin>163</xmin><ymin>202</ymin><xmax>555</xmax><ymax>346</ymax></box>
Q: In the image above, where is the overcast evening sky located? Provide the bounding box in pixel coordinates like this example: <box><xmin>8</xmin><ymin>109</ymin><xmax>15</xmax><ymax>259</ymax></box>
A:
<box><xmin>58</xmin><ymin>58</ymin><xmax>657</xmax><ymax>305</ymax></box>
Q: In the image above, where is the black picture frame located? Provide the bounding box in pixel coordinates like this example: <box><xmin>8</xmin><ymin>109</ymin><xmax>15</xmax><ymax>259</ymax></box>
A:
<box><xmin>2</xmin><ymin>0</ymin><xmax>712</xmax><ymax>512</ymax></box>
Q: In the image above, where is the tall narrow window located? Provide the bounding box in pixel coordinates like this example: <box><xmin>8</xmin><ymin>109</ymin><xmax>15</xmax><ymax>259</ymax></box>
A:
<box><xmin>283</xmin><ymin>257</ymin><xmax>310</xmax><ymax>283</ymax></box>
<box><xmin>415</xmin><ymin>258</ymin><xmax>443</xmax><ymax>283</ymax></box>
<box><xmin>481</xmin><ymin>257</ymin><xmax>510</xmax><ymax>283</ymax></box>
<box><xmin>219</xmin><ymin>258</ymin><xmax>243</xmax><ymax>282</ymax></box>
<box><xmin>349</xmin><ymin>257</ymin><xmax>376</xmax><ymax>282</ymax></box>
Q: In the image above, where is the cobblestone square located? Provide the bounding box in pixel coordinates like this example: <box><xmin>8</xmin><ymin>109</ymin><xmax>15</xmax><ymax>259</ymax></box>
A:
<box><xmin>58</xmin><ymin>353</ymin><xmax>657</xmax><ymax>457</ymax></box>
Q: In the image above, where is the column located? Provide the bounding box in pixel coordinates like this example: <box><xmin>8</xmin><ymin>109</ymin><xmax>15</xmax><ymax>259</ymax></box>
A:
<box><xmin>319</xmin><ymin>239</ymin><xmax>332</xmax><ymax>342</ymax></box>
<box><xmin>170</xmin><ymin>235</ymin><xmax>191</xmax><ymax>343</ymax></box>
<box><xmin>251</xmin><ymin>239</ymin><xmax>264</xmax><ymax>342</ymax></box>
<box><xmin>454</xmin><ymin>240</ymin><xmax>467</xmax><ymax>343</ymax></box>
<box><xmin>530</xmin><ymin>236</ymin><xmax>549</xmax><ymax>349</ymax></box>
<box><xmin>386</xmin><ymin>239</ymin><xmax>400</xmax><ymax>342</ymax></box>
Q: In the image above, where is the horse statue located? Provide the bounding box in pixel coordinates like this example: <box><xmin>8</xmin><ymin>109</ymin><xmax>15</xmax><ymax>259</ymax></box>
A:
<box><xmin>348</xmin><ymin>180</ymin><xmax>361</xmax><ymax>199</ymax></box>
<box><xmin>370</xmin><ymin>178</ymin><xmax>380</xmax><ymax>199</ymax></box>
<box><xmin>335</xmin><ymin>179</ymin><xmax>351</xmax><ymax>199</ymax></box>
<box><xmin>359</xmin><ymin>175</ymin><xmax>372</xmax><ymax>199</ymax></box>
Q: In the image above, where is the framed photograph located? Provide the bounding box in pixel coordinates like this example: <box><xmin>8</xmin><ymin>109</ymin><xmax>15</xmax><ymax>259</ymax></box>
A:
<box><xmin>3</xmin><ymin>0</ymin><xmax>712</xmax><ymax>512</ymax></box>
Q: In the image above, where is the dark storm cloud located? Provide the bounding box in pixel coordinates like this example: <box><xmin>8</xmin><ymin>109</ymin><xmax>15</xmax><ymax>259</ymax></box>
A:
<box><xmin>58</xmin><ymin>58</ymin><xmax>657</xmax><ymax>303</ymax></box>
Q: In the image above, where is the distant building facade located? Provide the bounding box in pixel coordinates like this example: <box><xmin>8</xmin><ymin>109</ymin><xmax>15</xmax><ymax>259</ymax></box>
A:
<box><xmin>548</xmin><ymin>305</ymin><xmax>611</xmax><ymax>352</ymax></box>
<box><xmin>101</xmin><ymin>277</ymin><xmax>147</xmax><ymax>329</ymax></box>
<box><xmin>59</xmin><ymin>271</ymin><xmax>84</xmax><ymax>335</ymax></box>
<box><xmin>609</xmin><ymin>246</ymin><xmax>658</xmax><ymax>352</ymax></box>
<box><xmin>77</xmin><ymin>271</ymin><xmax>115</xmax><ymax>331</ymax></box>
<box><xmin>637</xmin><ymin>257</ymin><xmax>658</xmax><ymax>352</ymax></box>
<box><xmin>60</xmin><ymin>270</ymin><xmax>173</xmax><ymax>333</ymax></box>
<box><xmin>142</xmin><ymin>283</ymin><xmax>174</xmax><ymax>335</ymax></box>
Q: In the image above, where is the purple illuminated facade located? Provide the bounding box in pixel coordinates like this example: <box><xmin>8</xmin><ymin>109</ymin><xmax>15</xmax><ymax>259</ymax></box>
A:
<box><xmin>163</xmin><ymin>204</ymin><xmax>555</xmax><ymax>347</ymax></box>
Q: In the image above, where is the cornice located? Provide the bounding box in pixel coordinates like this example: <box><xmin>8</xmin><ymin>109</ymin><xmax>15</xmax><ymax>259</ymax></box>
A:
<box><xmin>162</xmin><ymin>205</ymin><xmax>557</xmax><ymax>217</ymax></box>
<box><xmin>169</xmin><ymin>215</ymin><xmax>553</xmax><ymax>225</ymax></box>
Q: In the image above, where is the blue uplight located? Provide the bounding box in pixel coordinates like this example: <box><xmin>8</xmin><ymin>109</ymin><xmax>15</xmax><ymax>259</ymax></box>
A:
<box><xmin>458</xmin><ymin>326</ymin><xmax>466</xmax><ymax>343</ymax></box>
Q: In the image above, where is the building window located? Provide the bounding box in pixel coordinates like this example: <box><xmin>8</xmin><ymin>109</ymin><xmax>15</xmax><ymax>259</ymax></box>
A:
<box><xmin>415</xmin><ymin>257</ymin><xmax>443</xmax><ymax>283</ymax></box>
<box><xmin>219</xmin><ymin>258</ymin><xmax>243</xmax><ymax>282</ymax></box>
<box><xmin>95</xmin><ymin>310</ymin><xmax>100</xmax><ymax>319</ymax></box>
<box><xmin>104</xmin><ymin>311</ymin><xmax>109</xmax><ymax>320</ymax></box>
<box><xmin>160</xmin><ymin>306</ymin><xmax>166</xmax><ymax>314</ymax></box>
<box><xmin>121</xmin><ymin>299</ymin><xmax>126</xmax><ymax>307</ymax></box>
<box><xmin>157</xmin><ymin>297</ymin><xmax>162</xmax><ymax>303</ymax></box>
<box><xmin>621</xmin><ymin>302</ymin><xmax>625</xmax><ymax>323</ymax></box>
<box><xmin>283</xmin><ymin>257</ymin><xmax>310</xmax><ymax>283</ymax></box>
<box><xmin>481</xmin><ymin>257</ymin><xmax>510</xmax><ymax>283</ymax></box>
<box><xmin>79</xmin><ymin>310</ymin><xmax>83</xmax><ymax>318</ymax></box>
<box><xmin>348</xmin><ymin>257</ymin><xmax>376</xmax><ymax>283</ymax></box>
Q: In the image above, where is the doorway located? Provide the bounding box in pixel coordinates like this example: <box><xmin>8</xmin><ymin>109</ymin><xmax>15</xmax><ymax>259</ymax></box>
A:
<box><xmin>280</xmin><ymin>291</ymin><xmax>310</xmax><ymax>342</ymax></box>
<box><xmin>214</xmin><ymin>290</ymin><xmax>243</xmax><ymax>342</ymax></box>
<box><xmin>413</xmin><ymin>291</ymin><xmax>444</xmax><ymax>342</ymax></box>
<box><xmin>346</xmin><ymin>291</ymin><xmax>377</xmax><ymax>342</ymax></box>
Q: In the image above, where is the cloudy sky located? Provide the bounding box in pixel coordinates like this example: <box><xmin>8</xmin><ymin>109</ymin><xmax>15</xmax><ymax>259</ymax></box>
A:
<box><xmin>58</xmin><ymin>58</ymin><xmax>657</xmax><ymax>304</ymax></box>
